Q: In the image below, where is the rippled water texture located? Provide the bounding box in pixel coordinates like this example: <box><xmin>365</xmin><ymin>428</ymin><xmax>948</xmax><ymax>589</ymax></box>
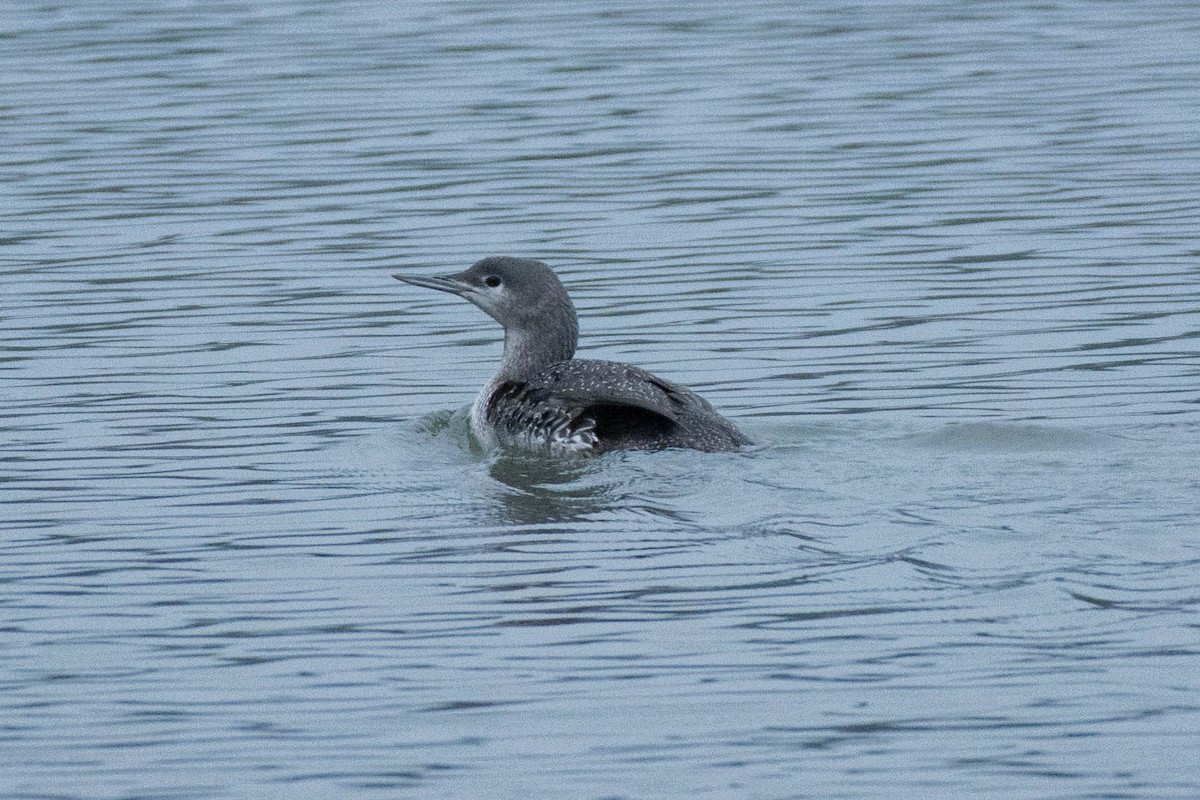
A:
<box><xmin>3</xmin><ymin>1</ymin><xmax>1200</xmax><ymax>798</ymax></box>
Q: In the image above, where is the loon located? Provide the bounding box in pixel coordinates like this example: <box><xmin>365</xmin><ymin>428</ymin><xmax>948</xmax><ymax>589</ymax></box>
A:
<box><xmin>393</xmin><ymin>256</ymin><xmax>752</xmax><ymax>454</ymax></box>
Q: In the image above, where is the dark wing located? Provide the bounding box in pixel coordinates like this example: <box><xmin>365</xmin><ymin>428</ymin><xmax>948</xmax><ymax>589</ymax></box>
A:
<box><xmin>526</xmin><ymin>359</ymin><xmax>709</xmax><ymax>422</ymax></box>
<box><xmin>496</xmin><ymin>359</ymin><xmax>749</xmax><ymax>453</ymax></box>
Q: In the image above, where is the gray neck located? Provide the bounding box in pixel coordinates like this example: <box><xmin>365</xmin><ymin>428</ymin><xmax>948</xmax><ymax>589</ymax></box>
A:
<box><xmin>496</xmin><ymin>317</ymin><xmax>577</xmax><ymax>382</ymax></box>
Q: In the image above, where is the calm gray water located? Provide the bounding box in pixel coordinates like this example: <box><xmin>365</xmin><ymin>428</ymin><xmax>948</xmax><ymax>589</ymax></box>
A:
<box><xmin>3</xmin><ymin>1</ymin><xmax>1200</xmax><ymax>798</ymax></box>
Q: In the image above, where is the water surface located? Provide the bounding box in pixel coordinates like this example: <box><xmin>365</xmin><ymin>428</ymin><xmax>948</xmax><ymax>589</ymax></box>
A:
<box><xmin>3</xmin><ymin>1</ymin><xmax>1200</xmax><ymax>798</ymax></box>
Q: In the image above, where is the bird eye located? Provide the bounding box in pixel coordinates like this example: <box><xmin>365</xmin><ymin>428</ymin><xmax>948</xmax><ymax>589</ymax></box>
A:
<box><xmin>484</xmin><ymin>275</ymin><xmax>502</xmax><ymax>288</ymax></box>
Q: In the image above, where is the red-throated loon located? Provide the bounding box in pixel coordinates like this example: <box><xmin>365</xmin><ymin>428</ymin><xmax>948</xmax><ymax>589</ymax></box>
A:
<box><xmin>394</xmin><ymin>256</ymin><xmax>752</xmax><ymax>454</ymax></box>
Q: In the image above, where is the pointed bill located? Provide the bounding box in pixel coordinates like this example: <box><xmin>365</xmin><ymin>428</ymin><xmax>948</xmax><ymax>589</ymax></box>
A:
<box><xmin>392</xmin><ymin>273</ymin><xmax>470</xmax><ymax>295</ymax></box>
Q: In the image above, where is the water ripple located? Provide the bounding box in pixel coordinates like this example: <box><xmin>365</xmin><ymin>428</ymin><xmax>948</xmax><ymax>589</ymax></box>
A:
<box><xmin>3</xmin><ymin>1</ymin><xmax>1200</xmax><ymax>798</ymax></box>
